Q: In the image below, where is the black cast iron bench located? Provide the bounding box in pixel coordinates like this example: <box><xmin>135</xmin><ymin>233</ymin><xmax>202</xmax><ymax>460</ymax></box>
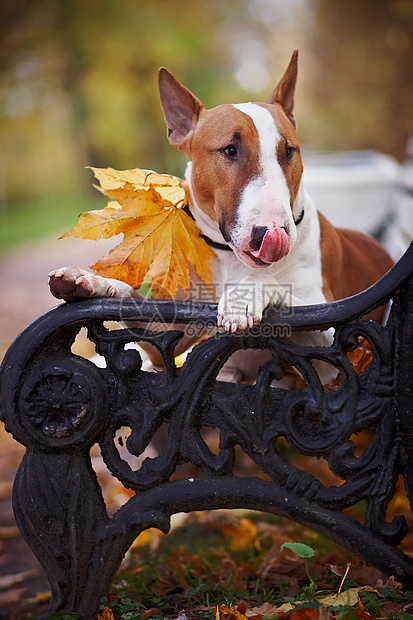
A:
<box><xmin>1</xmin><ymin>242</ymin><xmax>413</xmax><ymax>619</ymax></box>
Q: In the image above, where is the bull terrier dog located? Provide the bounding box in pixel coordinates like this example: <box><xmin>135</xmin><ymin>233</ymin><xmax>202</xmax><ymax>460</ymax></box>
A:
<box><xmin>49</xmin><ymin>51</ymin><xmax>393</xmax><ymax>383</ymax></box>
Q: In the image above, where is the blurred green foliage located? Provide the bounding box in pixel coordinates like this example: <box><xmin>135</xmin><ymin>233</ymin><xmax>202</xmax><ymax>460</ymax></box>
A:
<box><xmin>0</xmin><ymin>194</ymin><xmax>101</xmax><ymax>254</ymax></box>
<box><xmin>0</xmin><ymin>0</ymin><xmax>412</xmax><ymax>251</ymax></box>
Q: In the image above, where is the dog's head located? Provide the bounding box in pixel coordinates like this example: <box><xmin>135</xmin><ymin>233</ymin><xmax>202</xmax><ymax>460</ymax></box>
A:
<box><xmin>158</xmin><ymin>51</ymin><xmax>303</xmax><ymax>269</ymax></box>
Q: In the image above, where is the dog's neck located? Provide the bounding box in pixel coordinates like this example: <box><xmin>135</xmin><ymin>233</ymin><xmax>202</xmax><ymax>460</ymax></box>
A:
<box><xmin>185</xmin><ymin>161</ymin><xmax>306</xmax><ymax>251</ymax></box>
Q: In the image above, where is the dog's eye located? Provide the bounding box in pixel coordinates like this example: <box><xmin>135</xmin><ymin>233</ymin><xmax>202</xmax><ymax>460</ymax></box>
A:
<box><xmin>223</xmin><ymin>145</ymin><xmax>238</xmax><ymax>158</ymax></box>
<box><xmin>285</xmin><ymin>146</ymin><xmax>293</xmax><ymax>159</ymax></box>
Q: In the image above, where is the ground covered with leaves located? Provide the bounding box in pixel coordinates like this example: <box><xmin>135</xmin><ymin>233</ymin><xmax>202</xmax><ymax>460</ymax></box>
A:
<box><xmin>96</xmin><ymin>510</ymin><xmax>413</xmax><ymax>620</ymax></box>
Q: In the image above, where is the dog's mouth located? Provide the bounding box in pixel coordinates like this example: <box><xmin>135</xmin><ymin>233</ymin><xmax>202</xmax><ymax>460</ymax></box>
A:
<box><xmin>233</xmin><ymin>225</ymin><xmax>290</xmax><ymax>268</ymax></box>
<box><xmin>237</xmin><ymin>250</ymin><xmax>270</xmax><ymax>268</ymax></box>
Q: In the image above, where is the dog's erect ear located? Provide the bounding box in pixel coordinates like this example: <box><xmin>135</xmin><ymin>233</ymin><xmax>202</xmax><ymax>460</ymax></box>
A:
<box><xmin>266</xmin><ymin>50</ymin><xmax>298</xmax><ymax>127</ymax></box>
<box><xmin>158</xmin><ymin>68</ymin><xmax>205</xmax><ymax>152</ymax></box>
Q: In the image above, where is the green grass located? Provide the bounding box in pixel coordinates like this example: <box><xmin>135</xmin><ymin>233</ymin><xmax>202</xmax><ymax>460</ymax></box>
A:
<box><xmin>0</xmin><ymin>194</ymin><xmax>102</xmax><ymax>255</ymax></box>
<box><xmin>99</xmin><ymin>511</ymin><xmax>413</xmax><ymax>620</ymax></box>
<box><xmin>105</xmin><ymin>513</ymin><xmax>285</xmax><ymax>617</ymax></box>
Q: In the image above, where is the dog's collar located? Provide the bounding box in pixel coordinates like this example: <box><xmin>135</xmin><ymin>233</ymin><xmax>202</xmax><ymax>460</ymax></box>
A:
<box><xmin>199</xmin><ymin>234</ymin><xmax>233</xmax><ymax>252</ymax></box>
<box><xmin>184</xmin><ymin>205</ymin><xmax>233</xmax><ymax>252</ymax></box>
<box><xmin>185</xmin><ymin>204</ymin><xmax>304</xmax><ymax>253</ymax></box>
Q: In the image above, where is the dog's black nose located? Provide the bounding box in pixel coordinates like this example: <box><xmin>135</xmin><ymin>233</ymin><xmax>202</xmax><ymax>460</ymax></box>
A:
<box><xmin>250</xmin><ymin>226</ymin><xmax>268</xmax><ymax>250</ymax></box>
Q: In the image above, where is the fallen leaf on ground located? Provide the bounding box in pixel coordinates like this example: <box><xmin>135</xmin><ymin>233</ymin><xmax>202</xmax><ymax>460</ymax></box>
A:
<box><xmin>245</xmin><ymin>586</ymin><xmax>379</xmax><ymax>618</ymax></box>
<box><xmin>246</xmin><ymin>601</ymin><xmax>279</xmax><ymax>617</ymax></box>
<box><xmin>277</xmin><ymin>608</ymin><xmax>321</xmax><ymax>620</ymax></box>
<box><xmin>62</xmin><ymin>167</ymin><xmax>215</xmax><ymax>298</ymax></box>
<box><xmin>0</xmin><ymin>568</ymin><xmax>39</xmax><ymax>589</ymax></box>
<box><xmin>221</xmin><ymin>517</ymin><xmax>258</xmax><ymax>551</ymax></box>
<box><xmin>319</xmin><ymin>585</ymin><xmax>380</xmax><ymax>607</ymax></box>
<box><xmin>130</xmin><ymin>527</ymin><xmax>163</xmax><ymax>551</ymax></box>
<box><xmin>346</xmin><ymin>338</ymin><xmax>373</xmax><ymax>373</ymax></box>
<box><xmin>375</xmin><ymin>574</ymin><xmax>403</xmax><ymax>593</ymax></box>
<box><xmin>98</xmin><ymin>606</ymin><xmax>115</xmax><ymax>619</ymax></box>
<box><xmin>0</xmin><ymin>525</ymin><xmax>21</xmax><ymax>539</ymax></box>
<box><xmin>33</xmin><ymin>591</ymin><xmax>51</xmax><ymax>604</ymax></box>
<box><xmin>248</xmin><ymin>604</ymin><xmax>325</xmax><ymax>620</ymax></box>
<box><xmin>215</xmin><ymin>603</ymin><xmax>248</xmax><ymax>620</ymax></box>
<box><xmin>0</xmin><ymin>587</ymin><xmax>28</xmax><ymax>605</ymax></box>
<box><xmin>23</xmin><ymin>591</ymin><xmax>52</xmax><ymax>607</ymax></box>
<box><xmin>140</xmin><ymin>608</ymin><xmax>160</xmax><ymax>619</ymax></box>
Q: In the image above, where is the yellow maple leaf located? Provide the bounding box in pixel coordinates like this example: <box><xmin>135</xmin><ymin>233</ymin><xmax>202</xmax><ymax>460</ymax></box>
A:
<box><xmin>61</xmin><ymin>167</ymin><xmax>215</xmax><ymax>298</ymax></box>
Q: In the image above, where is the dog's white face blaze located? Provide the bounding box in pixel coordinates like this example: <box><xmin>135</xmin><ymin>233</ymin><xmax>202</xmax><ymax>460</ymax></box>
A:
<box><xmin>231</xmin><ymin>102</ymin><xmax>297</xmax><ymax>259</ymax></box>
<box><xmin>158</xmin><ymin>55</ymin><xmax>303</xmax><ymax>272</ymax></box>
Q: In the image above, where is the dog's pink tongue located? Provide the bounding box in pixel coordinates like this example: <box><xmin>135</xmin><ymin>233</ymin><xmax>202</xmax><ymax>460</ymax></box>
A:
<box><xmin>251</xmin><ymin>226</ymin><xmax>290</xmax><ymax>263</ymax></box>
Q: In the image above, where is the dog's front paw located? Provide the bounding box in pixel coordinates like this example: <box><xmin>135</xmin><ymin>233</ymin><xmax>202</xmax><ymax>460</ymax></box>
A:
<box><xmin>48</xmin><ymin>267</ymin><xmax>138</xmax><ymax>301</ymax></box>
<box><xmin>48</xmin><ymin>267</ymin><xmax>96</xmax><ymax>301</ymax></box>
<box><xmin>217</xmin><ymin>285</ymin><xmax>264</xmax><ymax>333</ymax></box>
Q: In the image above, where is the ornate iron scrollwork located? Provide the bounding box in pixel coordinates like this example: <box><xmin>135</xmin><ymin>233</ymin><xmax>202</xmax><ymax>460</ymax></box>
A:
<box><xmin>1</xmin><ymin>243</ymin><xmax>413</xmax><ymax>619</ymax></box>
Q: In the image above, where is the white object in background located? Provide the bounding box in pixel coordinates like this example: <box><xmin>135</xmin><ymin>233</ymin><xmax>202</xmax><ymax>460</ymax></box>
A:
<box><xmin>302</xmin><ymin>149</ymin><xmax>412</xmax><ymax>261</ymax></box>
<box><xmin>302</xmin><ymin>150</ymin><xmax>399</xmax><ymax>232</ymax></box>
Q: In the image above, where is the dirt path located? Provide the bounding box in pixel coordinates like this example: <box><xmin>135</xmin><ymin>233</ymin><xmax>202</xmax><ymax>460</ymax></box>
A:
<box><xmin>0</xmin><ymin>235</ymin><xmax>117</xmax><ymax>360</ymax></box>
<box><xmin>0</xmin><ymin>235</ymin><xmax>121</xmax><ymax>618</ymax></box>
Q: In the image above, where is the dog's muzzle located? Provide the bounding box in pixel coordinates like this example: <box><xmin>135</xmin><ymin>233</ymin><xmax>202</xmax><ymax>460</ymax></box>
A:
<box><xmin>232</xmin><ymin>224</ymin><xmax>290</xmax><ymax>268</ymax></box>
<box><xmin>249</xmin><ymin>224</ymin><xmax>290</xmax><ymax>263</ymax></box>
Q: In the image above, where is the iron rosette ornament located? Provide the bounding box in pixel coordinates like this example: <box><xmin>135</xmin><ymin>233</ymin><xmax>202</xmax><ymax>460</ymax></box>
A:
<box><xmin>8</xmin><ymin>354</ymin><xmax>108</xmax><ymax>452</ymax></box>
